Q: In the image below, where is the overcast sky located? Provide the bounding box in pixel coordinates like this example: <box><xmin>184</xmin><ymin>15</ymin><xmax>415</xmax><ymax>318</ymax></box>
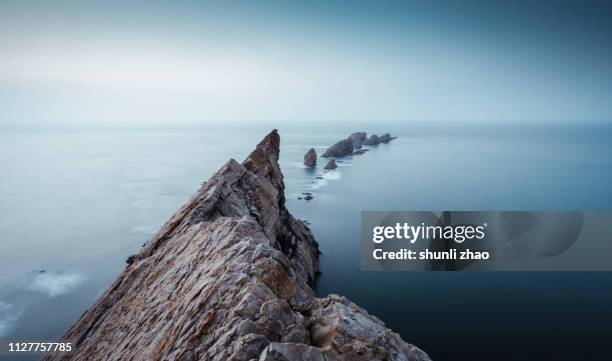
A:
<box><xmin>1</xmin><ymin>0</ymin><xmax>611</xmax><ymax>130</ymax></box>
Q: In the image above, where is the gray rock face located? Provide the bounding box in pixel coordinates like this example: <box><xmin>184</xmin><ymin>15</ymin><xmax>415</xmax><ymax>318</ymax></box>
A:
<box><xmin>364</xmin><ymin>133</ymin><xmax>396</xmax><ymax>145</ymax></box>
<box><xmin>324</xmin><ymin>159</ymin><xmax>337</xmax><ymax>170</ymax></box>
<box><xmin>45</xmin><ymin>130</ymin><xmax>429</xmax><ymax>361</ymax></box>
<box><xmin>322</xmin><ymin>138</ymin><xmax>354</xmax><ymax>157</ymax></box>
<box><xmin>348</xmin><ymin>132</ymin><xmax>367</xmax><ymax>149</ymax></box>
<box><xmin>379</xmin><ymin>133</ymin><xmax>396</xmax><ymax>143</ymax></box>
<box><xmin>304</xmin><ymin>148</ymin><xmax>317</xmax><ymax>167</ymax></box>
<box><xmin>363</xmin><ymin>134</ymin><xmax>381</xmax><ymax>145</ymax></box>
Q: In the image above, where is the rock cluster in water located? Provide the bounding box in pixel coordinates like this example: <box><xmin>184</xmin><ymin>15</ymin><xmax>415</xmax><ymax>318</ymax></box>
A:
<box><xmin>303</xmin><ymin>148</ymin><xmax>317</xmax><ymax>167</ymax></box>
<box><xmin>45</xmin><ymin>130</ymin><xmax>427</xmax><ymax>361</ymax></box>
<box><xmin>323</xmin><ymin>131</ymin><xmax>396</xmax><ymax>157</ymax></box>
<box><xmin>364</xmin><ymin>132</ymin><xmax>396</xmax><ymax>146</ymax></box>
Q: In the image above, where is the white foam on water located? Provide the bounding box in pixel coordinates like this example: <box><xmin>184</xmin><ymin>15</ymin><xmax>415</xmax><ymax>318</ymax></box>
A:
<box><xmin>292</xmin><ymin>162</ymin><xmax>309</xmax><ymax>169</ymax></box>
<box><xmin>23</xmin><ymin>271</ymin><xmax>86</xmax><ymax>298</ymax></box>
<box><xmin>310</xmin><ymin>179</ymin><xmax>327</xmax><ymax>190</ymax></box>
<box><xmin>321</xmin><ymin>171</ymin><xmax>341</xmax><ymax>180</ymax></box>
<box><xmin>129</xmin><ymin>225</ymin><xmax>155</xmax><ymax>234</ymax></box>
<box><xmin>0</xmin><ymin>302</ymin><xmax>20</xmax><ymax>338</ymax></box>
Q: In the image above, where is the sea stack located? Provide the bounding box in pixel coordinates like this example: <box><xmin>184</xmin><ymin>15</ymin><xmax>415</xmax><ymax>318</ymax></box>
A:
<box><xmin>44</xmin><ymin>130</ymin><xmax>429</xmax><ymax>361</ymax></box>
<box><xmin>379</xmin><ymin>133</ymin><xmax>396</xmax><ymax>143</ymax></box>
<box><xmin>363</xmin><ymin>134</ymin><xmax>381</xmax><ymax>145</ymax></box>
<box><xmin>304</xmin><ymin>148</ymin><xmax>317</xmax><ymax>167</ymax></box>
<box><xmin>321</xmin><ymin>138</ymin><xmax>353</xmax><ymax>157</ymax></box>
<box><xmin>324</xmin><ymin>159</ymin><xmax>338</xmax><ymax>170</ymax></box>
<box><xmin>325</xmin><ymin>159</ymin><xmax>338</xmax><ymax>170</ymax></box>
<box><xmin>348</xmin><ymin>132</ymin><xmax>367</xmax><ymax>149</ymax></box>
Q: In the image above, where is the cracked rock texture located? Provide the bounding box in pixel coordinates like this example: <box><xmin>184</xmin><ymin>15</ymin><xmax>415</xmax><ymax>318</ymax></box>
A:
<box><xmin>45</xmin><ymin>130</ymin><xmax>430</xmax><ymax>361</ymax></box>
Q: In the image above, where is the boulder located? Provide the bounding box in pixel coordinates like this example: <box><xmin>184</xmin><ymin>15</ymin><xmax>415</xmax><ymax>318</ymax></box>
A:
<box><xmin>304</xmin><ymin>148</ymin><xmax>317</xmax><ymax>167</ymax></box>
<box><xmin>322</xmin><ymin>139</ymin><xmax>353</xmax><ymax>157</ymax></box>
<box><xmin>324</xmin><ymin>160</ymin><xmax>337</xmax><ymax>170</ymax></box>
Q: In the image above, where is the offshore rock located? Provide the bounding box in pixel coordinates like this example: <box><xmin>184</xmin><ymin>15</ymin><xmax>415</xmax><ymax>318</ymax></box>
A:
<box><xmin>324</xmin><ymin>159</ymin><xmax>337</xmax><ymax>170</ymax></box>
<box><xmin>363</xmin><ymin>134</ymin><xmax>381</xmax><ymax>145</ymax></box>
<box><xmin>45</xmin><ymin>130</ymin><xmax>429</xmax><ymax>361</ymax></box>
<box><xmin>379</xmin><ymin>133</ymin><xmax>396</xmax><ymax>143</ymax></box>
<box><xmin>348</xmin><ymin>132</ymin><xmax>367</xmax><ymax>149</ymax></box>
<box><xmin>321</xmin><ymin>138</ymin><xmax>353</xmax><ymax>158</ymax></box>
<box><xmin>304</xmin><ymin>148</ymin><xmax>317</xmax><ymax>167</ymax></box>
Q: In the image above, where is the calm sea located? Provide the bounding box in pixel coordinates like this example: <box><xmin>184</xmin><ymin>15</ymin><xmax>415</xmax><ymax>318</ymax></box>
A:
<box><xmin>1</xmin><ymin>125</ymin><xmax>611</xmax><ymax>360</ymax></box>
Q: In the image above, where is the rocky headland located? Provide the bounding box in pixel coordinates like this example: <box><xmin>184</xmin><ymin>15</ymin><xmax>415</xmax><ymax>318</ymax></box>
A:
<box><xmin>45</xmin><ymin>130</ymin><xmax>427</xmax><ymax>361</ymax></box>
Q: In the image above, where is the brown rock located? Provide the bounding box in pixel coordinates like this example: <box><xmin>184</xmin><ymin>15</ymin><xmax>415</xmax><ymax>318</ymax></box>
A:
<box><xmin>303</xmin><ymin>148</ymin><xmax>317</xmax><ymax>167</ymax></box>
<box><xmin>324</xmin><ymin>160</ymin><xmax>337</xmax><ymax>170</ymax></box>
<box><xmin>321</xmin><ymin>139</ymin><xmax>353</xmax><ymax>157</ymax></box>
<box><xmin>44</xmin><ymin>130</ymin><xmax>429</xmax><ymax>361</ymax></box>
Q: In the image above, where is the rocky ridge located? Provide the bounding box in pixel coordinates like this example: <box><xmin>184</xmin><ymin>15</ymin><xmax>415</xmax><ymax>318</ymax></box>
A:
<box><xmin>45</xmin><ymin>130</ymin><xmax>429</xmax><ymax>361</ymax></box>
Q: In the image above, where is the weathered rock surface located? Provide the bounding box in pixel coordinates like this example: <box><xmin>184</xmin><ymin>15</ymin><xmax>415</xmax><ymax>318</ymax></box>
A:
<box><xmin>303</xmin><ymin>148</ymin><xmax>317</xmax><ymax>167</ymax></box>
<box><xmin>45</xmin><ymin>130</ymin><xmax>429</xmax><ymax>361</ymax></box>
<box><xmin>348</xmin><ymin>132</ymin><xmax>367</xmax><ymax>149</ymax></box>
<box><xmin>321</xmin><ymin>138</ymin><xmax>354</xmax><ymax>158</ymax></box>
<box><xmin>324</xmin><ymin>159</ymin><xmax>337</xmax><ymax>170</ymax></box>
<box><xmin>260</xmin><ymin>295</ymin><xmax>431</xmax><ymax>361</ymax></box>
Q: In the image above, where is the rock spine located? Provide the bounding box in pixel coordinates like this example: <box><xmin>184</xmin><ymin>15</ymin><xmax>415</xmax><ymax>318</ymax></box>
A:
<box><xmin>45</xmin><ymin>130</ymin><xmax>429</xmax><ymax>361</ymax></box>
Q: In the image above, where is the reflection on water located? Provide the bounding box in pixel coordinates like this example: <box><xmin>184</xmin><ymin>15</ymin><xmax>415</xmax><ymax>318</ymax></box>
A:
<box><xmin>1</xmin><ymin>126</ymin><xmax>612</xmax><ymax>360</ymax></box>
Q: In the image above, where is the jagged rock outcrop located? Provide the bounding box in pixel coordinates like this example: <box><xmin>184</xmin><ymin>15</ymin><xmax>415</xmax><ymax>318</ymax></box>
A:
<box><xmin>303</xmin><ymin>148</ymin><xmax>317</xmax><ymax>167</ymax></box>
<box><xmin>45</xmin><ymin>130</ymin><xmax>429</xmax><ymax>361</ymax></box>
<box><xmin>348</xmin><ymin>132</ymin><xmax>367</xmax><ymax>149</ymax></box>
<box><xmin>321</xmin><ymin>138</ymin><xmax>354</xmax><ymax>158</ymax></box>
<box><xmin>324</xmin><ymin>159</ymin><xmax>337</xmax><ymax>170</ymax></box>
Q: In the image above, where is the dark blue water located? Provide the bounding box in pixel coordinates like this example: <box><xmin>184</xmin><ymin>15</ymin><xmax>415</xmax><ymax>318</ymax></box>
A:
<box><xmin>1</xmin><ymin>125</ymin><xmax>611</xmax><ymax>360</ymax></box>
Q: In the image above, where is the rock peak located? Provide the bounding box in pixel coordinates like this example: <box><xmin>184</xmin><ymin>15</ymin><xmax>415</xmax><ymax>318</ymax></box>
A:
<box><xmin>242</xmin><ymin>129</ymin><xmax>283</xmax><ymax>189</ymax></box>
<box><xmin>45</xmin><ymin>130</ymin><xmax>429</xmax><ymax>361</ymax></box>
